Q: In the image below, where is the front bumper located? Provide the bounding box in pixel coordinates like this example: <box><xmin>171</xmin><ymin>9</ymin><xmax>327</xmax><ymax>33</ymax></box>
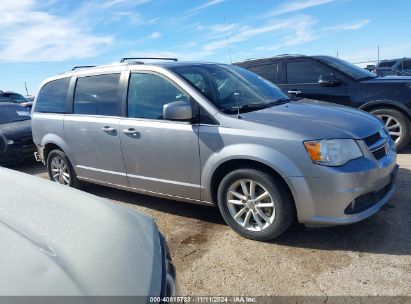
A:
<box><xmin>288</xmin><ymin>143</ymin><xmax>398</xmax><ymax>226</ymax></box>
<box><xmin>0</xmin><ymin>145</ymin><xmax>37</xmax><ymax>166</ymax></box>
<box><xmin>159</xmin><ymin>232</ymin><xmax>178</xmax><ymax>298</ymax></box>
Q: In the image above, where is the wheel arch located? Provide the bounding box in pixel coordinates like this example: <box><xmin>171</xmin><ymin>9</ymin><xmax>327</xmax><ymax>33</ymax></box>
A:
<box><xmin>43</xmin><ymin>142</ymin><xmax>62</xmax><ymax>161</ymax></box>
<box><xmin>40</xmin><ymin>135</ymin><xmax>79</xmax><ymax>175</ymax></box>
<box><xmin>208</xmin><ymin>158</ymin><xmax>296</xmax><ymax>212</ymax></box>
<box><xmin>359</xmin><ymin>100</ymin><xmax>411</xmax><ymax>120</ymax></box>
<box><xmin>41</xmin><ymin>133</ymin><xmax>69</xmax><ymax>158</ymax></box>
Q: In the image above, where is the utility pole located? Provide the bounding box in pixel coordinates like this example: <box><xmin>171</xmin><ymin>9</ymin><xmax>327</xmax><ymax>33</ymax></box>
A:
<box><xmin>224</xmin><ymin>17</ymin><xmax>233</xmax><ymax>64</ymax></box>
<box><xmin>377</xmin><ymin>45</ymin><xmax>380</xmax><ymax>64</ymax></box>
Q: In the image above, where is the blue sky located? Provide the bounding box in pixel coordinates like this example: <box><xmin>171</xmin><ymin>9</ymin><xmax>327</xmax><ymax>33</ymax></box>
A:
<box><xmin>1</xmin><ymin>0</ymin><xmax>410</xmax><ymax>94</ymax></box>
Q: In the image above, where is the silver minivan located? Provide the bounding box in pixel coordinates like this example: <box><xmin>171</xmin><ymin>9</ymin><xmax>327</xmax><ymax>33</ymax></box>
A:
<box><xmin>32</xmin><ymin>58</ymin><xmax>398</xmax><ymax>241</ymax></box>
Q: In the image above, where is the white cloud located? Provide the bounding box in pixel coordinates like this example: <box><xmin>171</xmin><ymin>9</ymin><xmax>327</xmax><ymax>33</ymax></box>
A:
<box><xmin>197</xmin><ymin>23</ymin><xmax>239</xmax><ymax>33</ymax></box>
<box><xmin>202</xmin><ymin>16</ymin><xmax>316</xmax><ymax>52</ymax></box>
<box><xmin>1</xmin><ymin>0</ymin><xmax>34</xmax><ymax>12</ymax></box>
<box><xmin>254</xmin><ymin>18</ymin><xmax>369</xmax><ymax>53</ymax></box>
<box><xmin>188</xmin><ymin>0</ymin><xmax>224</xmax><ymax>13</ymax></box>
<box><xmin>0</xmin><ymin>1</ymin><xmax>113</xmax><ymax>62</ymax></box>
<box><xmin>101</xmin><ymin>0</ymin><xmax>151</xmax><ymax>9</ymax></box>
<box><xmin>149</xmin><ymin>32</ymin><xmax>162</xmax><ymax>39</ymax></box>
<box><xmin>263</xmin><ymin>0</ymin><xmax>335</xmax><ymax>18</ymax></box>
<box><xmin>322</xmin><ymin>19</ymin><xmax>370</xmax><ymax>31</ymax></box>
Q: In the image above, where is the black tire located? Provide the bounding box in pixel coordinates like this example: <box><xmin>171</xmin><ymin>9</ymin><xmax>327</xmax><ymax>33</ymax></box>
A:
<box><xmin>370</xmin><ymin>108</ymin><xmax>411</xmax><ymax>151</ymax></box>
<box><xmin>217</xmin><ymin>169</ymin><xmax>295</xmax><ymax>241</ymax></box>
<box><xmin>47</xmin><ymin>149</ymin><xmax>82</xmax><ymax>188</ymax></box>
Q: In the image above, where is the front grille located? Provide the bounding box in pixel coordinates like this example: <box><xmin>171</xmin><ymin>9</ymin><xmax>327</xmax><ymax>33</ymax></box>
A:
<box><xmin>13</xmin><ymin>135</ymin><xmax>32</xmax><ymax>144</ymax></box>
<box><xmin>13</xmin><ymin>135</ymin><xmax>34</xmax><ymax>148</ymax></box>
<box><xmin>363</xmin><ymin>130</ymin><xmax>389</xmax><ymax>161</ymax></box>
<box><xmin>364</xmin><ymin>132</ymin><xmax>381</xmax><ymax>146</ymax></box>
<box><xmin>372</xmin><ymin>146</ymin><xmax>387</xmax><ymax>160</ymax></box>
<box><xmin>344</xmin><ymin>178</ymin><xmax>394</xmax><ymax>214</ymax></box>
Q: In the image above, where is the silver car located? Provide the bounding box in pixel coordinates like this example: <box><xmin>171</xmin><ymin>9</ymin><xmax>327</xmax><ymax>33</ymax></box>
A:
<box><xmin>32</xmin><ymin>58</ymin><xmax>399</xmax><ymax>241</ymax></box>
<box><xmin>0</xmin><ymin>167</ymin><xmax>177</xmax><ymax>297</ymax></box>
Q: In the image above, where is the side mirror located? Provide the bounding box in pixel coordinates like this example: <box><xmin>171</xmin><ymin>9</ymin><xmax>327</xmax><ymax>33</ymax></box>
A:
<box><xmin>318</xmin><ymin>74</ymin><xmax>341</xmax><ymax>87</ymax></box>
<box><xmin>366</xmin><ymin>64</ymin><xmax>376</xmax><ymax>71</ymax></box>
<box><xmin>163</xmin><ymin>101</ymin><xmax>193</xmax><ymax>121</ymax></box>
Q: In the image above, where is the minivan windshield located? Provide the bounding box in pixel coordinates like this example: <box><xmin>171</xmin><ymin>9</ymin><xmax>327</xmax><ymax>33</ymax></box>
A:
<box><xmin>170</xmin><ymin>64</ymin><xmax>290</xmax><ymax>113</ymax></box>
<box><xmin>317</xmin><ymin>56</ymin><xmax>377</xmax><ymax>81</ymax></box>
<box><xmin>0</xmin><ymin>105</ymin><xmax>31</xmax><ymax>124</ymax></box>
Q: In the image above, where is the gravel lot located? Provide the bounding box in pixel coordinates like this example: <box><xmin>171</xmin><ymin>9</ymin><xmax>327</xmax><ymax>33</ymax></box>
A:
<box><xmin>10</xmin><ymin>146</ymin><xmax>411</xmax><ymax>297</ymax></box>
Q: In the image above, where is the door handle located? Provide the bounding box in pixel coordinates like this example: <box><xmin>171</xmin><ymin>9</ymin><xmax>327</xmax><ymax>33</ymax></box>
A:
<box><xmin>288</xmin><ymin>90</ymin><xmax>302</xmax><ymax>95</ymax></box>
<box><xmin>122</xmin><ymin>128</ymin><xmax>140</xmax><ymax>137</ymax></box>
<box><xmin>101</xmin><ymin>126</ymin><xmax>117</xmax><ymax>135</ymax></box>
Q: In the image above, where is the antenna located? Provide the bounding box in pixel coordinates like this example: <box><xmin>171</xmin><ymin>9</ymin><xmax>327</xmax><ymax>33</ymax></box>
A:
<box><xmin>224</xmin><ymin>17</ymin><xmax>233</xmax><ymax>64</ymax></box>
<box><xmin>234</xmin><ymin>91</ymin><xmax>241</xmax><ymax>119</ymax></box>
<box><xmin>24</xmin><ymin>82</ymin><xmax>29</xmax><ymax>96</ymax></box>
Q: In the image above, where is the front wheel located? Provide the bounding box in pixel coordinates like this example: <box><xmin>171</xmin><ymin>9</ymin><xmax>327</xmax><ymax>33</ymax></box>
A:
<box><xmin>47</xmin><ymin>149</ymin><xmax>82</xmax><ymax>188</ymax></box>
<box><xmin>217</xmin><ymin>169</ymin><xmax>295</xmax><ymax>241</ymax></box>
<box><xmin>370</xmin><ymin>108</ymin><xmax>410</xmax><ymax>151</ymax></box>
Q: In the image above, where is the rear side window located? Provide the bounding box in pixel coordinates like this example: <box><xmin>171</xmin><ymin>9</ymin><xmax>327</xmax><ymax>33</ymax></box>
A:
<box><xmin>74</xmin><ymin>74</ymin><xmax>121</xmax><ymax>116</ymax></box>
<box><xmin>286</xmin><ymin>60</ymin><xmax>331</xmax><ymax>84</ymax></box>
<box><xmin>35</xmin><ymin>78</ymin><xmax>70</xmax><ymax>113</ymax></box>
<box><xmin>249</xmin><ymin>63</ymin><xmax>282</xmax><ymax>84</ymax></box>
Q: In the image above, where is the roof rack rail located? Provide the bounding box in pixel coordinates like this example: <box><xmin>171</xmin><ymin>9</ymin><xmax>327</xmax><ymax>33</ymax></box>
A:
<box><xmin>120</xmin><ymin>57</ymin><xmax>178</xmax><ymax>63</ymax></box>
<box><xmin>275</xmin><ymin>54</ymin><xmax>305</xmax><ymax>57</ymax></box>
<box><xmin>71</xmin><ymin>65</ymin><xmax>96</xmax><ymax>71</ymax></box>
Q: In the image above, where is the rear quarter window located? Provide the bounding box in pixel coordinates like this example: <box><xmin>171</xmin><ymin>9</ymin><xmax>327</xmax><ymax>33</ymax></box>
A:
<box><xmin>248</xmin><ymin>63</ymin><xmax>282</xmax><ymax>84</ymax></box>
<box><xmin>286</xmin><ymin>60</ymin><xmax>331</xmax><ymax>84</ymax></box>
<box><xmin>35</xmin><ymin>78</ymin><xmax>70</xmax><ymax>113</ymax></box>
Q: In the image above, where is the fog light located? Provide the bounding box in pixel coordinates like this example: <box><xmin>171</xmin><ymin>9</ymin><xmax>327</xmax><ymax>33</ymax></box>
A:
<box><xmin>7</xmin><ymin>140</ymin><xmax>14</xmax><ymax>145</ymax></box>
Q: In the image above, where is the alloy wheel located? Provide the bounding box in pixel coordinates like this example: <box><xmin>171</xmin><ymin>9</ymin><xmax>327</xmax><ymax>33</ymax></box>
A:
<box><xmin>226</xmin><ymin>179</ymin><xmax>276</xmax><ymax>232</ymax></box>
<box><xmin>377</xmin><ymin>114</ymin><xmax>403</xmax><ymax>143</ymax></box>
<box><xmin>50</xmin><ymin>156</ymin><xmax>70</xmax><ymax>185</ymax></box>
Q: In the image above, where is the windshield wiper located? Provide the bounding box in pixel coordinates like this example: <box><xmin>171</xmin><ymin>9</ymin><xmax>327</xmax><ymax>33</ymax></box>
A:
<box><xmin>221</xmin><ymin>98</ymin><xmax>290</xmax><ymax>114</ymax></box>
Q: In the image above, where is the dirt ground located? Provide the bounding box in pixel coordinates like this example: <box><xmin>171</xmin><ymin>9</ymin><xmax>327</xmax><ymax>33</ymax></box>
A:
<box><xmin>11</xmin><ymin>146</ymin><xmax>411</xmax><ymax>297</ymax></box>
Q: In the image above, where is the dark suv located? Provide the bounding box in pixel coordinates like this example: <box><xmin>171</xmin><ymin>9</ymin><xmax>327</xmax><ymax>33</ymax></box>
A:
<box><xmin>0</xmin><ymin>91</ymin><xmax>33</xmax><ymax>108</ymax></box>
<box><xmin>374</xmin><ymin>57</ymin><xmax>411</xmax><ymax>77</ymax></box>
<box><xmin>235</xmin><ymin>55</ymin><xmax>411</xmax><ymax>150</ymax></box>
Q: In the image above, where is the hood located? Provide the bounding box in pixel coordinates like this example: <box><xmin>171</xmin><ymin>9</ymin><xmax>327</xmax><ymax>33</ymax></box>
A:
<box><xmin>0</xmin><ymin>168</ymin><xmax>162</xmax><ymax>296</ymax></box>
<box><xmin>362</xmin><ymin>75</ymin><xmax>411</xmax><ymax>83</ymax></box>
<box><xmin>239</xmin><ymin>99</ymin><xmax>383</xmax><ymax>140</ymax></box>
<box><xmin>0</xmin><ymin>119</ymin><xmax>32</xmax><ymax>139</ymax></box>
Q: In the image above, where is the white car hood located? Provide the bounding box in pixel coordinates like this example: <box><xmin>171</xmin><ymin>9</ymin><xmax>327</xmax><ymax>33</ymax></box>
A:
<box><xmin>0</xmin><ymin>168</ymin><xmax>162</xmax><ymax>296</ymax></box>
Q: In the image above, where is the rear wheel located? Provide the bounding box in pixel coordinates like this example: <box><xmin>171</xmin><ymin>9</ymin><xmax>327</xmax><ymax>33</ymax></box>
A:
<box><xmin>47</xmin><ymin>149</ymin><xmax>82</xmax><ymax>188</ymax></box>
<box><xmin>217</xmin><ymin>169</ymin><xmax>295</xmax><ymax>241</ymax></box>
<box><xmin>370</xmin><ymin>108</ymin><xmax>410</xmax><ymax>151</ymax></box>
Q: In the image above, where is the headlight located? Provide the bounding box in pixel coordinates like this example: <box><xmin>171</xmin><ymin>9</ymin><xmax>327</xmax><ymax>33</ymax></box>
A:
<box><xmin>304</xmin><ymin>139</ymin><xmax>363</xmax><ymax>166</ymax></box>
